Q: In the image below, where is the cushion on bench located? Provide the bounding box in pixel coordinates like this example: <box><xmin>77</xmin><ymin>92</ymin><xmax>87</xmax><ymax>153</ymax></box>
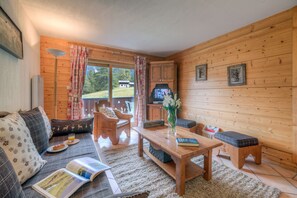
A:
<box><xmin>176</xmin><ymin>118</ymin><xmax>196</xmax><ymax>128</ymax></box>
<box><xmin>214</xmin><ymin>131</ymin><xmax>259</xmax><ymax>148</ymax></box>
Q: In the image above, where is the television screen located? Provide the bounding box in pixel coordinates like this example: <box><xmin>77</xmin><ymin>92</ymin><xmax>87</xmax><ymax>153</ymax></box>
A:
<box><xmin>154</xmin><ymin>88</ymin><xmax>171</xmax><ymax>100</ymax></box>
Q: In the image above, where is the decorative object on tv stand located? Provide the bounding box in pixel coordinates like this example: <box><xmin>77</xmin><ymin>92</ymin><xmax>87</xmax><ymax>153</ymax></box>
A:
<box><xmin>163</xmin><ymin>93</ymin><xmax>181</xmax><ymax>135</ymax></box>
<box><xmin>195</xmin><ymin>64</ymin><xmax>207</xmax><ymax>81</ymax></box>
<box><xmin>0</xmin><ymin>7</ymin><xmax>23</xmax><ymax>59</ymax></box>
<box><xmin>47</xmin><ymin>48</ymin><xmax>66</xmax><ymax>118</ymax></box>
<box><xmin>227</xmin><ymin>64</ymin><xmax>246</xmax><ymax>86</ymax></box>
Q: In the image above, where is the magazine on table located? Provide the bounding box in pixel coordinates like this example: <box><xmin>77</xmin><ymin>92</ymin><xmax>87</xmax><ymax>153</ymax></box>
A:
<box><xmin>32</xmin><ymin>157</ymin><xmax>110</xmax><ymax>198</ymax></box>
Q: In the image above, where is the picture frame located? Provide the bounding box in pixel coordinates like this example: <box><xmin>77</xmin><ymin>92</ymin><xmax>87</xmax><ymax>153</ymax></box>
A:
<box><xmin>195</xmin><ymin>64</ymin><xmax>207</xmax><ymax>81</ymax></box>
<box><xmin>0</xmin><ymin>7</ymin><xmax>23</xmax><ymax>59</ymax></box>
<box><xmin>227</xmin><ymin>64</ymin><xmax>246</xmax><ymax>86</ymax></box>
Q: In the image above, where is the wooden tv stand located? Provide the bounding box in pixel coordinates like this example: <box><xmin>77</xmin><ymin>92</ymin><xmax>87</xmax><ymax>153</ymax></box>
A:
<box><xmin>147</xmin><ymin>61</ymin><xmax>177</xmax><ymax>123</ymax></box>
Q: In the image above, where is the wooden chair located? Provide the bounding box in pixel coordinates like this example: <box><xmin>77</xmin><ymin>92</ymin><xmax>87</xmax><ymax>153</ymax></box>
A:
<box><xmin>93</xmin><ymin>100</ymin><xmax>133</xmax><ymax>145</ymax></box>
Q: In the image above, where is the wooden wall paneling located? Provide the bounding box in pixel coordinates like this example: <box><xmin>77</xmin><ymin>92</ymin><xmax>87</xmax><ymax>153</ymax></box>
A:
<box><xmin>168</xmin><ymin>7</ymin><xmax>297</xmax><ymax>168</ymax></box>
<box><xmin>40</xmin><ymin>36</ymin><xmax>70</xmax><ymax>119</ymax></box>
<box><xmin>292</xmin><ymin>7</ymin><xmax>297</xmax><ymax>163</ymax></box>
<box><xmin>168</xmin><ymin>9</ymin><xmax>293</xmax><ymax>60</ymax></box>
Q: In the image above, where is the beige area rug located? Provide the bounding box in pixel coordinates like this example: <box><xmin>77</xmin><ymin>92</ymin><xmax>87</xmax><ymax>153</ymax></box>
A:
<box><xmin>103</xmin><ymin>144</ymin><xmax>280</xmax><ymax>198</ymax></box>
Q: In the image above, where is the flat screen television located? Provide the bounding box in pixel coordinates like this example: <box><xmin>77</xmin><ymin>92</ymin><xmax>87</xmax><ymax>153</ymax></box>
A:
<box><xmin>151</xmin><ymin>84</ymin><xmax>172</xmax><ymax>103</ymax></box>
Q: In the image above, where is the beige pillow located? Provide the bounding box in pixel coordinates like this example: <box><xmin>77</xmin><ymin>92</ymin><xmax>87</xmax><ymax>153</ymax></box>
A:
<box><xmin>99</xmin><ymin>107</ymin><xmax>118</xmax><ymax>119</ymax></box>
<box><xmin>38</xmin><ymin>106</ymin><xmax>53</xmax><ymax>139</ymax></box>
<box><xmin>0</xmin><ymin>113</ymin><xmax>47</xmax><ymax>184</ymax></box>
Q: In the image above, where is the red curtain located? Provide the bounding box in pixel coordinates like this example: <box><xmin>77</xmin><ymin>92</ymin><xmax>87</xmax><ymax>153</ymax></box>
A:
<box><xmin>67</xmin><ymin>45</ymin><xmax>89</xmax><ymax>120</ymax></box>
<box><xmin>135</xmin><ymin>56</ymin><xmax>147</xmax><ymax>127</ymax></box>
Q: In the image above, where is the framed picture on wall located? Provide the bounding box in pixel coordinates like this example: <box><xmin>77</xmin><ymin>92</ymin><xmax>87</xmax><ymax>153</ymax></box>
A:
<box><xmin>0</xmin><ymin>7</ymin><xmax>23</xmax><ymax>59</ymax></box>
<box><xmin>227</xmin><ymin>64</ymin><xmax>246</xmax><ymax>86</ymax></box>
<box><xmin>195</xmin><ymin>64</ymin><xmax>207</xmax><ymax>81</ymax></box>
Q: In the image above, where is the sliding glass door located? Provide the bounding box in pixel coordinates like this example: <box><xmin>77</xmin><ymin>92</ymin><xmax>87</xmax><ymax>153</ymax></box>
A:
<box><xmin>112</xmin><ymin>67</ymin><xmax>135</xmax><ymax>120</ymax></box>
<box><xmin>82</xmin><ymin>64</ymin><xmax>135</xmax><ymax>120</ymax></box>
<box><xmin>82</xmin><ymin>65</ymin><xmax>109</xmax><ymax>117</ymax></box>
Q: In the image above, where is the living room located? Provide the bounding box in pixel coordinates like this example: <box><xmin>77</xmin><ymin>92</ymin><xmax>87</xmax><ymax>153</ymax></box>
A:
<box><xmin>1</xmin><ymin>0</ymin><xmax>297</xmax><ymax>198</ymax></box>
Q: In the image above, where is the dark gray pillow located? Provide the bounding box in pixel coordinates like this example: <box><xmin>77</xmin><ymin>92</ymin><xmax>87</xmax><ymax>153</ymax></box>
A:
<box><xmin>51</xmin><ymin>118</ymin><xmax>94</xmax><ymax>136</ymax></box>
<box><xmin>19</xmin><ymin>108</ymin><xmax>49</xmax><ymax>153</ymax></box>
<box><xmin>0</xmin><ymin>147</ymin><xmax>26</xmax><ymax>198</ymax></box>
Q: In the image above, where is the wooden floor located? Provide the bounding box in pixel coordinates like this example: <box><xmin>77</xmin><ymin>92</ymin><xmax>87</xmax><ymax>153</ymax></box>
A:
<box><xmin>93</xmin><ymin>130</ymin><xmax>297</xmax><ymax>198</ymax></box>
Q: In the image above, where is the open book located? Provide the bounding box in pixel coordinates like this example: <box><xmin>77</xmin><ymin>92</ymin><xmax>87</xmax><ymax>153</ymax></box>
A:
<box><xmin>32</xmin><ymin>157</ymin><xmax>110</xmax><ymax>198</ymax></box>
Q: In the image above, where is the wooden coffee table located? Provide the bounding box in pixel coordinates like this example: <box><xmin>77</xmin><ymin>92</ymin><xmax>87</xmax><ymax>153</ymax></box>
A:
<box><xmin>133</xmin><ymin>126</ymin><xmax>222</xmax><ymax>196</ymax></box>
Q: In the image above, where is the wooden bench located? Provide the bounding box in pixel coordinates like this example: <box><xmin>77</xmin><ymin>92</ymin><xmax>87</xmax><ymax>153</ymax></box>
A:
<box><xmin>214</xmin><ymin>131</ymin><xmax>262</xmax><ymax>169</ymax></box>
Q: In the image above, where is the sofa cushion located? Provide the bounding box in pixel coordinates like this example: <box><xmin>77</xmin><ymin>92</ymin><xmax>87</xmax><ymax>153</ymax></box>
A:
<box><xmin>19</xmin><ymin>108</ymin><xmax>49</xmax><ymax>153</ymax></box>
<box><xmin>51</xmin><ymin>118</ymin><xmax>94</xmax><ymax>136</ymax></box>
<box><xmin>100</xmin><ymin>107</ymin><xmax>118</xmax><ymax>119</ymax></box>
<box><xmin>0</xmin><ymin>113</ymin><xmax>46</xmax><ymax>184</ymax></box>
<box><xmin>38</xmin><ymin>106</ymin><xmax>53</xmax><ymax>139</ymax></box>
<box><xmin>0</xmin><ymin>147</ymin><xmax>26</xmax><ymax>198</ymax></box>
<box><xmin>22</xmin><ymin>133</ymin><xmax>113</xmax><ymax>198</ymax></box>
<box><xmin>214</xmin><ymin>131</ymin><xmax>259</xmax><ymax>148</ymax></box>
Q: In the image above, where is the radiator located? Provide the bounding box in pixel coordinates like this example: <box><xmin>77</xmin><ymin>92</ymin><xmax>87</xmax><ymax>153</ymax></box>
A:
<box><xmin>31</xmin><ymin>75</ymin><xmax>44</xmax><ymax>109</ymax></box>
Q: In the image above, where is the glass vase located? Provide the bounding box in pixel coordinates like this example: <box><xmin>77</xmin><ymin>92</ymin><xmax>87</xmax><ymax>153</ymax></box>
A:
<box><xmin>167</xmin><ymin>108</ymin><xmax>177</xmax><ymax>135</ymax></box>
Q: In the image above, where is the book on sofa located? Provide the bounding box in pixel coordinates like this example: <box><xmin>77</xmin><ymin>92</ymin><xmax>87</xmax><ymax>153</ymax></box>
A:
<box><xmin>32</xmin><ymin>157</ymin><xmax>110</xmax><ymax>198</ymax></box>
<box><xmin>176</xmin><ymin>138</ymin><xmax>199</xmax><ymax>147</ymax></box>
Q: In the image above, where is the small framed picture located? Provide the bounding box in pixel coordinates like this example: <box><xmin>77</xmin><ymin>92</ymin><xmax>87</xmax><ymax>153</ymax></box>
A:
<box><xmin>196</xmin><ymin>64</ymin><xmax>207</xmax><ymax>81</ymax></box>
<box><xmin>227</xmin><ymin>64</ymin><xmax>246</xmax><ymax>86</ymax></box>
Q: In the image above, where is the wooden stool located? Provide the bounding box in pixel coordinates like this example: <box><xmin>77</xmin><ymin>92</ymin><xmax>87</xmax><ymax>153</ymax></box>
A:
<box><xmin>214</xmin><ymin>131</ymin><xmax>262</xmax><ymax>169</ymax></box>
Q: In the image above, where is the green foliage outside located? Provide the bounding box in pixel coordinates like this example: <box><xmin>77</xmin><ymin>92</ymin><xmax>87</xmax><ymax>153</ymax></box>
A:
<box><xmin>82</xmin><ymin>87</ymin><xmax>134</xmax><ymax>99</ymax></box>
<box><xmin>82</xmin><ymin>66</ymin><xmax>135</xmax><ymax>98</ymax></box>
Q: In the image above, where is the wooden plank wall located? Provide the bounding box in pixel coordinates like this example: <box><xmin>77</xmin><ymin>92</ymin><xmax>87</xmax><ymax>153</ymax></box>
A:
<box><xmin>167</xmin><ymin>8</ymin><xmax>297</xmax><ymax>168</ymax></box>
<box><xmin>292</xmin><ymin>7</ymin><xmax>297</xmax><ymax>163</ymax></box>
<box><xmin>40</xmin><ymin>36</ymin><xmax>163</xmax><ymax>120</ymax></box>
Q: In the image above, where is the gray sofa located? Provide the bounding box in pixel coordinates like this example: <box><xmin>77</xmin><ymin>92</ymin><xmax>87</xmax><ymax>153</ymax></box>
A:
<box><xmin>0</xmin><ymin>109</ymin><xmax>149</xmax><ymax>198</ymax></box>
<box><xmin>22</xmin><ymin>133</ymin><xmax>114</xmax><ymax>197</ymax></box>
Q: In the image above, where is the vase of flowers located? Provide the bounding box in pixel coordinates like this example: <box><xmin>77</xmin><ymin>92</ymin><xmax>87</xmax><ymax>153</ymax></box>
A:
<box><xmin>163</xmin><ymin>93</ymin><xmax>181</xmax><ymax>135</ymax></box>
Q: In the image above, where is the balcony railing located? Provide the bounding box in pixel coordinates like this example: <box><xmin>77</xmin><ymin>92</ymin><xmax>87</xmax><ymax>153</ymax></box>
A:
<box><xmin>82</xmin><ymin>97</ymin><xmax>134</xmax><ymax>117</ymax></box>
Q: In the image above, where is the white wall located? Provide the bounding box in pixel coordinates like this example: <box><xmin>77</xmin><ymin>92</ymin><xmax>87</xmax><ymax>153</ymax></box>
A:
<box><xmin>0</xmin><ymin>0</ymin><xmax>40</xmax><ymax>111</ymax></box>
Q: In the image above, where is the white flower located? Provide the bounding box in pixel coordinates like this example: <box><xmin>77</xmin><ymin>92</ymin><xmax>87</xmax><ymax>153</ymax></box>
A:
<box><xmin>162</xmin><ymin>93</ymin><xmax>181</xmax><ymax>110</ymax></box>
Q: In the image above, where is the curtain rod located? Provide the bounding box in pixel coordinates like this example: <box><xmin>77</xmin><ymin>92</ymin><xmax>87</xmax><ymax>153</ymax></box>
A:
<box><xmin>68</xmin><ymin>41</ymin><xmax>159</xmax><ymax>59</ymax></box>
<box><xmin>88</xmin><ymin>59</ymin><xmax>135</xmax><ymax>68</ymax></box>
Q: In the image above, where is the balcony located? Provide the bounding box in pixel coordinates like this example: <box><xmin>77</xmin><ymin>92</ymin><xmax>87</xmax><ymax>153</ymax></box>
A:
<box><xmin>82</xmin><ymin>97</ymin><xmax>134</xmax><ymax>118</ymax></box>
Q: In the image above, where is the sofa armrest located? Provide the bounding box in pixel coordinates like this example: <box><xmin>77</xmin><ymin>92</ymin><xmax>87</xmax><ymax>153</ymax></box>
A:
<box><xmin>114</xmin><ymin>109</ymin><xmax>133</xmax><ymax>120</ymax></box>
<box><xmin>106</xmin><ymin>191</ymin><xmax>149</xmax><ymax>198</ymax></box>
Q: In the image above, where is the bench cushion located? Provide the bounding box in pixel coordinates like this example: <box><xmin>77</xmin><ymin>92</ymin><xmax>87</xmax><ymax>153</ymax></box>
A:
<box><xmin>176</xmin><ymin>118</ymin><xmax>196</xmax><ymax>128</ymax></box>
<box><xmin>214</xmin><ymin>131</ymin><xmax>259</xmax><ymax>148</ymax></box>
